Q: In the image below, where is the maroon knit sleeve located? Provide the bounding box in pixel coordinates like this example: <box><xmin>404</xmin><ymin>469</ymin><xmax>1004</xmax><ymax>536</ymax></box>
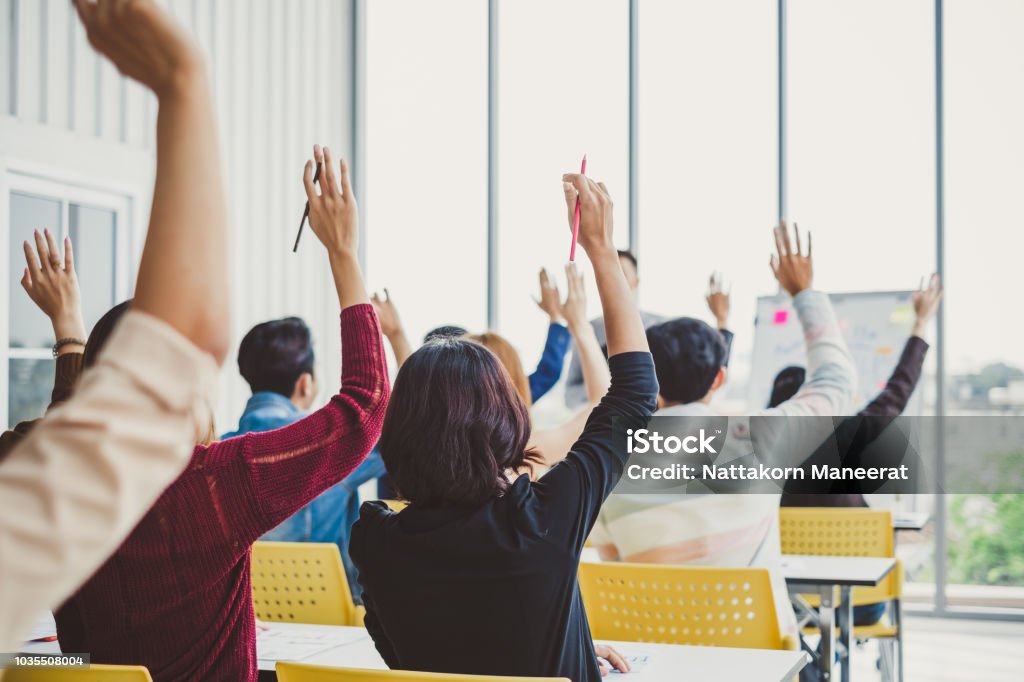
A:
<box><xmin>199</xmin><ymin>303</ymin><xmax>390</xmax><ymax>544</ymax></box>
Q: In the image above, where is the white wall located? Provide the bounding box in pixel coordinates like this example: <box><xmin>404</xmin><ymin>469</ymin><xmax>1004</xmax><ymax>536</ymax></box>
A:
<box><xmin>1</xmin><ymin>0</ymin><xmax>356</xmax><ymax>430</ymax></box>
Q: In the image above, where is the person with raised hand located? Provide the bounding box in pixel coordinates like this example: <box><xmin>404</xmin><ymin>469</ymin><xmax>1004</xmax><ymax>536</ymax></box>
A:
<box><xmin>774</xmin><ymin>274</ymin><xmax>941</xmax><ymax>636</ymax></box>
<box><xmin>779</xmin><ymin>273</ymin><xmax>942</xmax><ymax>494</ymax></box>
<box><xmin>371</xmin><ymin>288</ymin><xmax>414</xmax><ymax>369</ymax></box>
<box><xmin>51</xmin><ymin>146</ymin><xmax>389</xmax><ymax>681</ymax></box>
<box><xmin>0</xmin><ymin>0</ymin><xmax>229</xmax><ymax>651</ymax></box>
<box><xmin>0</xmin><ymin>232</ymin><xmax>87</xmax><ymax>464</ymax></box>
<box><xmin>704</xmin><ymin>270</ymin><xmax>737</xmax><ymax>369</ymax></box>
<box><xmin>350</xmin><ymin>174</ymin><xmax>656</xmax><ymax>681</ymax></box>
<box><xmin>590</xmin><ymin>221</ymin><xmax>857</xmax><ymax>646</ymax></box>
<box><xmin>526</xmin><ymin>267</ymin><xmax>574</xmax><ymax>402</ymax></box>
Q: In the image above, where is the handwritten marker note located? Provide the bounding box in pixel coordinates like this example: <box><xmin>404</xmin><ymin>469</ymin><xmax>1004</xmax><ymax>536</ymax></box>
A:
<box><xmin>876</xmin><ymin>345</ymin><xmax>894</xmax><ymax>356</ymax></box>
<box><xmin>773</xmin><ymin>309</ymin><xmax>789</xmax><ymax>325</ymax></box>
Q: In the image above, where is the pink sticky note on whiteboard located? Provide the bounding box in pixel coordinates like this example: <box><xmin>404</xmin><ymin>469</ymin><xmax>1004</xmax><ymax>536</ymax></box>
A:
<box><xmin>773</xmin><ymin>310</ymin><xmax>789</xmax><ymax>325</ymax></box>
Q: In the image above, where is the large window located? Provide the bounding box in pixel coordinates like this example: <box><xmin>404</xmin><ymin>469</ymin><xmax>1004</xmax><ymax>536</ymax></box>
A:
<box><xmin>365</xmin><ymin>0</ymin><xmax>488</xmax><ymax>354</ymax></box>
<box><xmin>943</xmin><ymin>0</ymin><xmax>1024</xmax><ymax>600</ymax></box>
<box><xmin>496</xmin><ymin>0</ymin><xmax>629</xmax><ymax>367</ymax></box>
<box><xmin>361</xmin><ymin>0</ymin><xmax>1024</xmax><ymax>616</ymax></box>
<box><xmin>788</xmin><ymin>0</ymin><xmax>935</xmax><ymax>296</ymax></box>
<box><xmin>4</xmin><ymin>173</ymin><xmax>131</xmax><ymax>427</ymax></box>
<box><xmin>637</xmin><ymin>0</ymin><xmax>777</xmax><ymax>413</ymax></box>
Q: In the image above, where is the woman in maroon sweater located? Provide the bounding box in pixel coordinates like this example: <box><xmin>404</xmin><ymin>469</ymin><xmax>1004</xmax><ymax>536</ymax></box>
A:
<box><xmin>54</xmin><ymin>147</ymin><xmax>389</xmax><ymax>681</ymax></box>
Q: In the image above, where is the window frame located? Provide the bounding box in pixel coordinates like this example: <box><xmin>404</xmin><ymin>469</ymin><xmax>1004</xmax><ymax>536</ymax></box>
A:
<box><xmin>1</xmin><ymin>161</ymin><xmax>135</xmax><ymax>427</ymax></box>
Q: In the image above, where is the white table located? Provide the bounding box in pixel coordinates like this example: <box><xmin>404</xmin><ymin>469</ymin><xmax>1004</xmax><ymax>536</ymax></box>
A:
<box><xmin>24</xmin><ymin>618</ymin><xmax>808</xmax><ymax>682</ymax></box>
<box><xmin>782</xmin><ymin>555</ymin><xmax>896</xmax><ymax>682</ymax></box>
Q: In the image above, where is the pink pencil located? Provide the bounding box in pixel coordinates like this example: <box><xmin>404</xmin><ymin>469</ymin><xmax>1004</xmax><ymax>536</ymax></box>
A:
<box><xmin>569</xmin><ymin>154</ymin><xmax>587</xmax><ymax>262</ymax></box>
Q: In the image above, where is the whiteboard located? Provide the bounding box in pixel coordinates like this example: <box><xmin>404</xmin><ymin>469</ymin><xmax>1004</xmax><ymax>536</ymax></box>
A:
<box><xmin>748</xmin><ymin>291</ymin><xmax>919</xmax><ymax>413</ymax></box>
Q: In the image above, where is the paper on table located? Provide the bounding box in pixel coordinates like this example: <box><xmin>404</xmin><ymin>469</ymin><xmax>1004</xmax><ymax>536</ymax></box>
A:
<box><xmin>256</xmin><ymin>627</ymin><xmax>364</xmax><ymax>662</ymax></box>
<box><xmin>780</xmin><ymin>557</ymin><xmax>807</xmax><ymax>570</ymax></box>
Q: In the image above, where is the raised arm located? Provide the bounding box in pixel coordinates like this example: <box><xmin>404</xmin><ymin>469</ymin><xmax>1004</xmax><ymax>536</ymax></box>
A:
<box><xmin>203</xmin><ymin>148</ymin><xmax>390</xmax><ymax>542</ymax></box>
<box><xmin>860</xmin><ymin>274</ymin><xmax>941</xmax><ymax>417</ymax></box>
<box><xmin>561</xmin><ymin>263</ymin><xmax>610</xmax><ymax>404</ymax></box>
<box><xmin>371</xmin><ymin>289</ymin><xmax>414</xmax><ymax>369</ymax></box>
<box><xmin>528</xmin><ymin>268</ymin><xmax>572</xmax><ymax>401</ymax></box>
<box><xmin>706</xmin><ymin>271</ymin><xmax>731</xmax><ymax>331</ymax></box>
<box><xmin>0</xmin><ymin>236</ymin><xmax>87</xmax><ymax>464</ymax></box>
<box><xmin>527</xmin><ymin>264</ymin><xmax>610</xmax><ymax>467</ymax></box>
<box><xmin>529</xmin><ymin>176</ymin><xmax>657</xmax><ymax>549</ymax></box>
<box><xmin>765</xmin><ymin>222</ymin><xmax>855</xmax><ymax>417</ymax></box>
<box><xmin>0</xmin><ymin>0</ymin><xmax>222</xmax><ymax>650</ymax></box>
<box><xmin>563</xmin><ymin>177</ymin><xmax>648</xmax><ymax>357</ymax></box>
<box><xmin>706</xmin><ymin>271</ymin><xmax>735</xmax><ymax>366</ymax></box>
<box><xmin>75</xmin><ymin>0</ymin><xmax>231</xmax><ymax>363</ymax></box>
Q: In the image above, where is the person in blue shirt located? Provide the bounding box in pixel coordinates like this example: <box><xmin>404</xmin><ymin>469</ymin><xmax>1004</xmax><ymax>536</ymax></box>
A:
<box><xmin>221</xmin><ymin>316</ymin><xmax>384</xmax><ymax>600</ymax></box>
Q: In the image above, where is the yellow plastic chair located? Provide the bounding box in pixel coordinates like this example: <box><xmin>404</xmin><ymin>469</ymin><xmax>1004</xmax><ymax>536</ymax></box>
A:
<box><xmin>276</xmin><ymin>664</ymin><xmax>568</xmax><ymax>682</ymax></box>
<box><xmin>0</xmin><ymin>665</ymin><xmax>152</xmax><ymax>681</ymax></box>
<box><xmin>251</xmin><ymin>541</ymin><xmax>359</xmax><ymax>626</ymax></box>
<box><xmin>779</xmin><ymin>507</ymin><xmax>904</xmax><ymax>681</ymax></box>
<box><xmin>578</xmin><ymin>561</ymin><xmax>798</xmax><ymax>651</ymax></box>
<box><xmin>382</xmin><ymin>499</ymin><xmax>408</xmax><ymax>513</ymax></box>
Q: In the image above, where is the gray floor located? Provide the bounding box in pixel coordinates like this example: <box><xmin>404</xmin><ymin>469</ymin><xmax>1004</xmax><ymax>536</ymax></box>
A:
<box><xmin>846</xmin><ymin>615</ymin><xmax>1024</xmax><ymax>681</ymax></box>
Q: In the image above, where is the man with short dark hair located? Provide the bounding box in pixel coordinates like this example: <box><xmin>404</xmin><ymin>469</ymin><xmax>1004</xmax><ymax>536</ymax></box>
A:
<box><xmin>565</xmin><ymin>253</ymin><xmax>734</xmax><ymax>408</ymax></box>
<box><xmin>227</xmin><ymin>317</ymin><xmax>318</xmax><ymax>430</ymax></box>
<box><xmin>591</xmin><ymin>224</ymin><xmax>857</xmax><ymax>648</ymax></box>
<box><xmin>223</xmin><ymin>317</ymin><xmax>385</xmax><ymax>599</ymax></box>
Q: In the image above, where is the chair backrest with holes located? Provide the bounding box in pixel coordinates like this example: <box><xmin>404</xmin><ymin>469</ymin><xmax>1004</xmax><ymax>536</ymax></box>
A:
<box><xmin>0</xmin><ymin>665</ymin><xmax>153</xmax><ymax>681</ymax></box>
<box><xmin>251</xmin><ymin>541</ymin><xmax>356</xmax><ymax>625</ymax></box>
<box><xmin>577</xmin><ymin>561</ymin><xmax>787</xmax><ymax>650</ymax></box>
<box><xmin>382</xmin><ymin>500</ymin><xmax>408</xmax><ymax>513</ymax></box>
<box><xmin>778</xmin><ymin>507</ymin><xmax>899</xmax><ymax>606</ymax></box>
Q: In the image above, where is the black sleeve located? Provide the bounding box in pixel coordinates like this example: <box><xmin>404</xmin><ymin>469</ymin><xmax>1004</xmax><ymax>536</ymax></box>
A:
<box><xmin>786</xmin><ymin>337</ymin><xmax>930</xmax><ymax>497</ymax></box>
<box><xmin>351</xmin><ymin>513</ymin><xmax>401</xmax><ymax>668</ymax></box>
<box><xmin>531</xmin><ymin>352</ymin><xmax>658</xmax><ymax>550</ymax></box>
<box><xmin>859</xmin><ymin>336</ymin><xmax>929</xmax><ymax>418</ymax></box>
<box><xmin>362</xmin><ymin>597</ymin><xmax>400</xmax><ymax>668</ymax></box>
<box><xmin>719</xmin><ymin>328</ymin><xmax>735</xmax><ymax>367</ymax></box>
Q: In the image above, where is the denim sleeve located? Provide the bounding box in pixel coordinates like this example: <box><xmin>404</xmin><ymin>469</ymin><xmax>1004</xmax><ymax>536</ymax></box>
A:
<box><xmin>528</xmin><ymin>322</ymin><xmax>572</xmax><ymax>402</ymax></box>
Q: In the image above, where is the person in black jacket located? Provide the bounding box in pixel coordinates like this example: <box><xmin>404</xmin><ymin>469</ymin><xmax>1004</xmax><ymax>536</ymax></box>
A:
<box><xmin>350</xmin><ymin>174</ymin><xmax>658</xmax><ymax>681</ymax></box>
<box><xmin>779</xmin><ymin>273</ymin><xmax>942</xmax><ymax>627</ymax></box>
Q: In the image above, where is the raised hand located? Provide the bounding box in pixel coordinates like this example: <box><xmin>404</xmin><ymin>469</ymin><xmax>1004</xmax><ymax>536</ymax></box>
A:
<box><xmin>562</xmin><ymin>176</ymin><xmax>614</xmax><ymax>257</ymax></box>
<box><xmin>21</xmin><ymin>229</ymin><xmax>86</xmax><ymax>350</ymax></box>
<box><xmin>371</xmin><ymin>289</ymin><xmax>403</xmax><ymax>338</ymax></box>
<box><xmin>770</xmin><ymin>221</ymin><xmax>813</xmax><ymax>297</ymax></box>
<box><xmin>371</xmin><ymin>288</ymin><xmax>412</xmax><ymax>367</ymax></box>
<box><xmin>557</xmin><ymin>263</ymin><xmax>588</xmax><ymax>330</ymax></box>
<box><xmin>911</xmin><ymin>273</ymin><xmax>943</xmax><ymax>338</ymax></box>
<box><xmin>303</xmin><ymin>145</ymin><xmax>359</xmax><ymax>259</ymax></box>
<box><xmin>561</xmin><ymin>173</ymin><xmax>646</xmax><ymax>357</ymax></box>
<box><xmin>534</xmin><ymin>269</ymin><xmax>565</xmax><ymax>325</ymax></box>
<box><xmin>706</xmin><ymin>272</ymin><xmax>730</xmax><ymax>329</ymax></box>
<box><xmin>73</xmin><ymin>0</ymin><xmax>203</xmax><ymax>98</ymax></box>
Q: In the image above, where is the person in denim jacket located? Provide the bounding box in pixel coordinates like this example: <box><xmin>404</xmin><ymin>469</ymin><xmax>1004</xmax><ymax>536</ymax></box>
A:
<box><xmin>222</xmin><ymin>316</ymin><xmax>384</xmax><ymax>600</ymax></box>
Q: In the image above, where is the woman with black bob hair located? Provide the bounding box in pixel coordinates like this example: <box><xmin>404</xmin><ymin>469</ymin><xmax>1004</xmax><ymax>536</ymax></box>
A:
<box><xmin>351</xmin><ymin>173</ymin><xmax>659</xmax><ymax>681</ymax></box>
